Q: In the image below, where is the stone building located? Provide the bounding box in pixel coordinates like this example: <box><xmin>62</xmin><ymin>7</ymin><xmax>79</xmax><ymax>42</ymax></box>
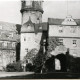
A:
<box><xmin>0</xmin><ymin>0</ymin><xmax>80</xmax><ymax>71</ymax></box>
<box><xmin>0</xmin><ymin>21</ymin><xmax>20</xmax><ymax>70</ymax></box>
<box><xmin>20</xmin><ymin>0</ymin><xmax>48</xmax><ymax>61</ymax></box>
<box><xmin>48</xmin><ymin>15</ymin><xmax>80</xmax><ymax>57</ymax></box>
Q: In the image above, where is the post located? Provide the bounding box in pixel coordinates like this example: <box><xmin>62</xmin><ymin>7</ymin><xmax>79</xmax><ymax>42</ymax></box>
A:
<box><xmin>22</xmin><ymin>62</ymin><xmax>26</xmax><ymax>72</ymax></box>
<box><xmin>41</xmin><ymin>39</ymin><xmax>46</xmax><ymax>73</ymax></box>
<box><xmin>66</xmin><ymin>48</ymin><xmax>70</xmax><ymax>72</ymax></box>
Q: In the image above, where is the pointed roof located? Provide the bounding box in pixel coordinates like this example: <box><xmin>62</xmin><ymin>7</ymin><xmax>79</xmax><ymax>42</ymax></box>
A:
<box><xmin>21</xmin><ymin>17</ymin><xmax>35</xmax><ymax>33</ymax></box>
<box><xmin>61</xmin><ymin>15</ymin><xmax>77</xmax><ymax>26</ymax></box>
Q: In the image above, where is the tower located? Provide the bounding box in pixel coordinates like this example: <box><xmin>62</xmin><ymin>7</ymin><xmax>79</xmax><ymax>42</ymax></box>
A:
<box><xmin>20</xmin><ymin>0</ymin><xmax>43</xmax><ymax>61</ymax></box>
<box><xmin>21</xmin><ymin>0</ymin><xmax>43</xmax><ymax>24</ymax></box>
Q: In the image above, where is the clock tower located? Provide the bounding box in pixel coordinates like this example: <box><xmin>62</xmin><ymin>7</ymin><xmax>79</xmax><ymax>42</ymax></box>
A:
<box><xmin>20</xmin><ymin>0</ymin><xmax>44</xmax><ymax>61</ymax></box>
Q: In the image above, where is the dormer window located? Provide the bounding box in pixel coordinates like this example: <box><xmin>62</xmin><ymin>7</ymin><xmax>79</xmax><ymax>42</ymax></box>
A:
<box><xmin>27</xmin><ymin>24</ymin><xmax>30</xmax><ymax>26</ymax></box>
<box><xmin>27</xmin><ymin>24</ymin><xmax>31</xmax><ymax>30</ymax></box>
<box><xmin>69</xmin><ymin>19</ymin><xmax>71</xmax><ymax>21</ymax></box>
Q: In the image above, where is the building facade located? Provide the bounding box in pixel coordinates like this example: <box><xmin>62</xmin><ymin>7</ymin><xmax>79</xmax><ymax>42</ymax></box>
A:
<box><xmin>20</xmin><ymin>0</ymin><xmax>44</xmax><ymax>61</ymax></box>
<box><xmin>48</xmin><ymin>15</ymin><xmax>80</xmax><ymax>57</ymax></box>
<box><xmin>0</xmin><ymin>0</ymin><xmax>80</xmax><ymax>71</ymax></box>
<box><xmin>0</xmin><ymin>21</ymin><xmax>19</xmax><ymax>70</ymax></box>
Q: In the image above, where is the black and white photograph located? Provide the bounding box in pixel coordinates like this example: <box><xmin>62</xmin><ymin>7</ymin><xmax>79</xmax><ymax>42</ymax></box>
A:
<box><xmin>0</xmin><ymin>0</ymin><xmax>80</xmax><ymax>79</ymax></box>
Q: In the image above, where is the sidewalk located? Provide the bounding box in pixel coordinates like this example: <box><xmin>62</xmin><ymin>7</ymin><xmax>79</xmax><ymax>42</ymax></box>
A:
<box><xmin>0</xmin><ymin>72</ymin><xmax>34</xmax><ymax>77</ymax></box>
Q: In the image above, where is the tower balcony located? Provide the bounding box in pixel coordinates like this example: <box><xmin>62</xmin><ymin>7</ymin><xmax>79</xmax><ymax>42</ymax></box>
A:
<box><xmin>20</xmin><ymin>7</ymin><xmax>43</xmax><ymax>14</ymax></box>
<box><xmin>21</xmin><ymin>1</ymin><xmax>44</xmax><ymax>13</ymax></box>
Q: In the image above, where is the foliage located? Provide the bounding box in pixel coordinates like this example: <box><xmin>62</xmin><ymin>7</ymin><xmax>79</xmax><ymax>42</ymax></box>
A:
<box><xmin>32</xmin><ymin>46</ymin><xmax>43</xmax><ymax>67</ymax></box>
<box><xmin>47</xmin><ymin>37</ymin><xmax>59</xmax><ymax>54</ymax></box>
<box><xmin>23</xmin><ymin>48</ymin><xmax>38</xmax><ymax>63</ymax></box>
<box><xmin>6</xmin><ymin>61</ymin><xmax>23</xmax><ymax>72</ymax></box>
<box><xmin>69</xmin><ymin>55</ymin><xmax>80</xmax><ymax>73</ymax></box>
<box><xmin>26</xmin><ymin>63</ymin><xmax>36</xmax><ymax>72</ymax></box>
<box><xmin>23</xmin><ymin>46</ymin><xmax>44</xmax><ymax>73</ymax></box>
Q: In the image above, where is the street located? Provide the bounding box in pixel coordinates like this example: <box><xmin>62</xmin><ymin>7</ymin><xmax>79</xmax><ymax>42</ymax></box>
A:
<box><xmin>0</xmin><ymin>72</ymin><xmax>80</xmax><ymax>79</ymax></box>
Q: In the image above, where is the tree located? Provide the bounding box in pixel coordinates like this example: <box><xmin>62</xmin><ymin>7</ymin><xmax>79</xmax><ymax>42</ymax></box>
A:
<box><xmin>23</xmin><ymin>48</ymin><xmax>39</xmax><ymax>64</ymax></box>
<box><xmin>16</xmin><ymin>42</ymin><xmax>20</xmax><ymax>61</ymax></box>
<box><xmin>6</xmin><ymin>61</ymin><xmax>23</xmax><ymax>72</ymax></box>
<box><xmin>47</xmin><ymin>37</ymin><xmax>59</xmax><ymax>57</ymax></box>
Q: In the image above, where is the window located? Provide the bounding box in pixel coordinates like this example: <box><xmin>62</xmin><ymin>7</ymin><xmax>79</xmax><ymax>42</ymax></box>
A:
<box><xmin>73</xmin><ymin>40</ymin><xmax>77</xmax><ymax>47</ymax></box>
<box><xmin>0</xmin><ymin>41</ymin><xmax>3</xmax><ymax>48</ymax></box>
<box><xmin>0</xmin><ymin>25</ymin><xmax>2</xmax><ymax>29</ymax></box>
<box><xmin>7</xmin><ymin>42</ymin><xmax>12</xmax><ymax>48</ymax></box>
<box><xmin>27</xmin><ymin>24</ymin><xmax>32</xmax><ymax>30</ymax></box>
<box><xmin>59</xmin><ymin>30</ymin><xmax>63</xmax><ymax>33</ymax></box>
<box><xmin>58</xmin><ymin>39</ymin><xmax>63</xmax><ymax>45</ymax></box>
<box><xmin>25</xmin><ymin>48</ymin><xmax>28</xmax><ymax>53</ymax></box>
<box><xmin>73</xmin><ymin>40</ymin><xmax>76</xmax><ymax>44</ymax></box>
<box><xmin>3</xmin><ymin>41</ymin><xmax>7</xmax><ymax>47</ymax></box>
<box><xmin>9</xmin><ymin>33</ymin><xmax>13</xmax><ymax>38</ymax></box>
<box><xmin>70</xmin><ymin>26</ymin><xmax>76</xmax><ymax>33</ymax></box>
<box><xmin>24</xmin><ymin>37</ymin><xmax>26</xmax><ymax>41</ymax></box>
<box><xmin>12</xmin><ymin>42</ymin><xmax>15</xmax><ymax>48</ymax></box>
<box><xmin>59</xmin><ymin>26</ymin><xmax>63</xmax><ymax>33</ymax></box>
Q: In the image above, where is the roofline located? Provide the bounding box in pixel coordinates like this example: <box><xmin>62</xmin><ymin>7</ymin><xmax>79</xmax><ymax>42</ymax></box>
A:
<box><xmin>21</xmin><ymin>31</ymin><xmax>42</xmax><ymax>33</ymax></box>
<box><xmin>48</xmin><ymin>18</ymin><xmax>80</xmax><ymax>26</ymax></box>
<box><xmin>20</xmin><ymin>8</ymin><xmax>44</xmax><ymax>14</ymax></box>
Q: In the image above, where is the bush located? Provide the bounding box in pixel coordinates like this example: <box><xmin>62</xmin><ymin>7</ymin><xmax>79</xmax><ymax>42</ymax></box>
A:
<box><xmin>6</xmin><ymin>61</ymin><xmax>23</xmax><ymax>72</ymax></box>
<box><xmin>69</xmin><ymin>56</ymin><xmax>80</xmax><ymax>73</ymax></box>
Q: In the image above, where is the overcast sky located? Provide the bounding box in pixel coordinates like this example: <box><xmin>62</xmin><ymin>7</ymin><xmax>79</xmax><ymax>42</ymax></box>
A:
<box><xmin>0</xmin><ymin>0</ymin><xmax>80</xmax><ymax>24</ymax></box>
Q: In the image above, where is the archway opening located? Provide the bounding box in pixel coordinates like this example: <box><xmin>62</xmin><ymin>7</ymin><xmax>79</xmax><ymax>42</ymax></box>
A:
<box><xmin>56</xmin><ymin>53</ymin><xmax>67</xmax><ymax>72</ymax></box>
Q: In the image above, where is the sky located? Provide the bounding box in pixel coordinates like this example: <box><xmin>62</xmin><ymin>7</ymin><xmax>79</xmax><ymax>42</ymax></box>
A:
<box><xmin>0</xmin><ymin>0</ymin><xmax>80</xmax><ymax>24</ymax></box>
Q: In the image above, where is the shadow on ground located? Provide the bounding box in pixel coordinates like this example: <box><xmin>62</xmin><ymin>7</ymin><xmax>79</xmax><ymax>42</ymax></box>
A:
<box><xmin>0</xmin><ymin>72</ymin><xmax>80</xmax><ymax>79</ymax></box>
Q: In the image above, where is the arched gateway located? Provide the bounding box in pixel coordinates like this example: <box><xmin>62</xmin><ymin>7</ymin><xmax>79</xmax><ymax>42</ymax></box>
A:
<box><xmin>45</xmin><ymin>45</ymin><xmax>68</xmax><ymax>72</ymax></box>
<box><xmin>56</xmin><ymin>54</ymin><xmax>67</xmax><ymax>72</ymax></box>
